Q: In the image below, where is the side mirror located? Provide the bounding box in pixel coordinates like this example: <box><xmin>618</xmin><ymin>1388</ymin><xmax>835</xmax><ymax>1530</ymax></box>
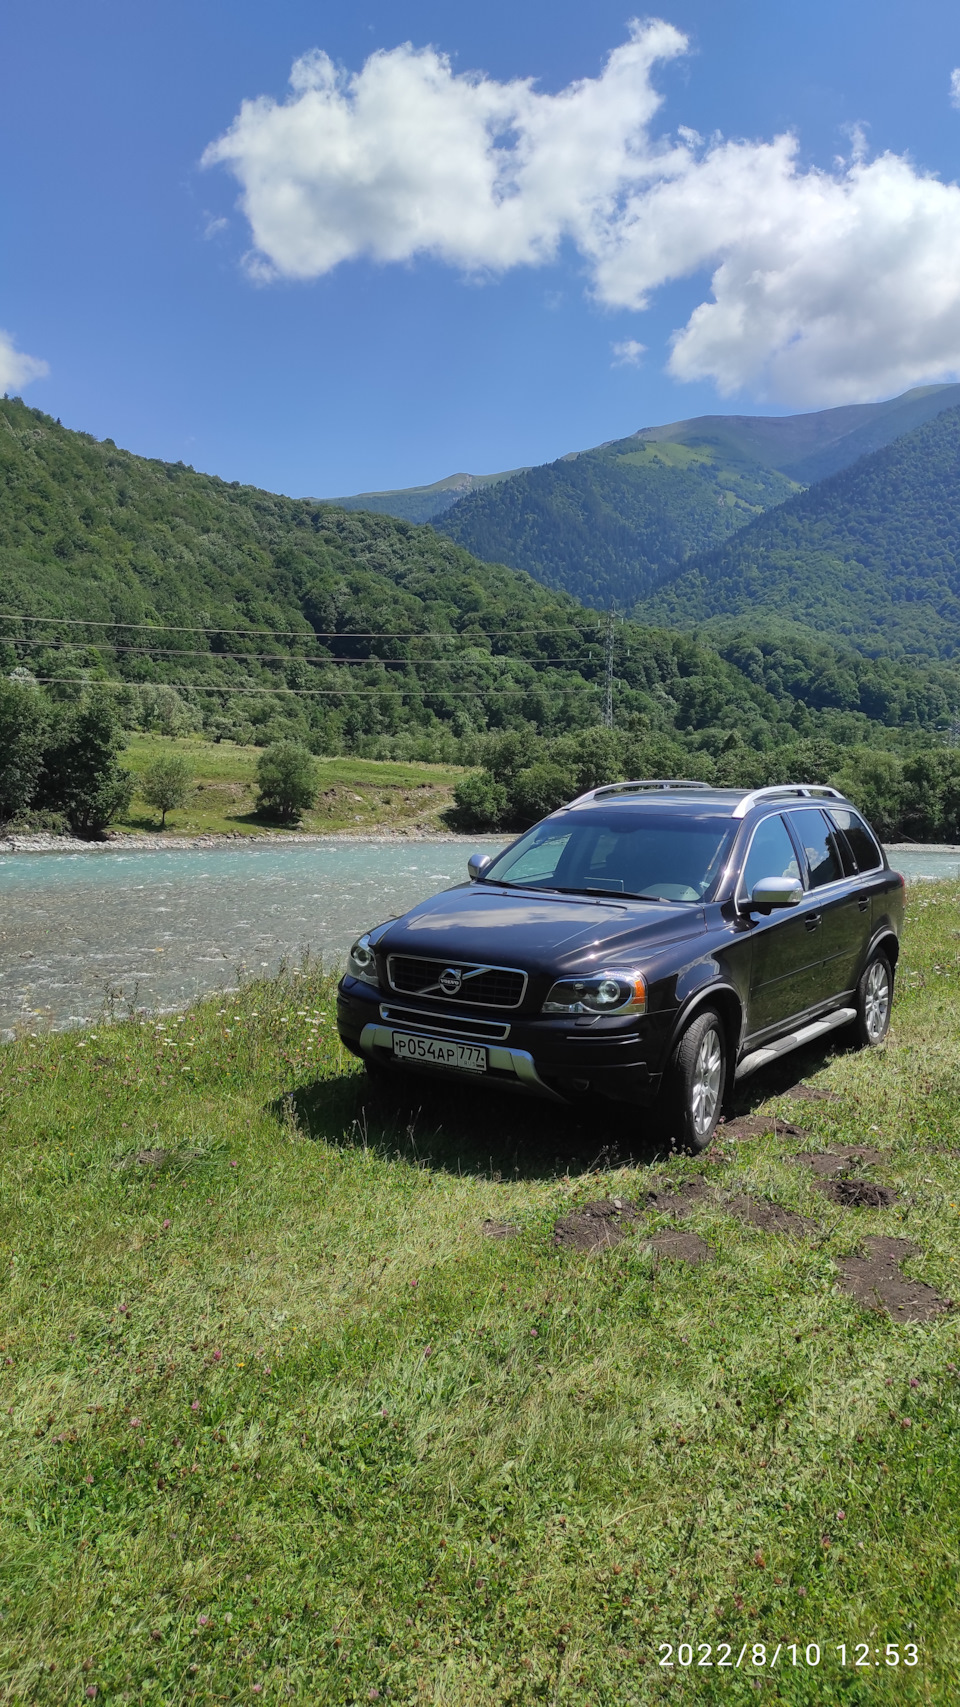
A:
<box><xmin>745</xmin><ymin>875</ymin><xmax>803</xmax><ymax>911</ymax></box>
<box><xmin>467</xmin><ymin>852</ymin><xmax>492</xmax><ymax>882</ymax></box>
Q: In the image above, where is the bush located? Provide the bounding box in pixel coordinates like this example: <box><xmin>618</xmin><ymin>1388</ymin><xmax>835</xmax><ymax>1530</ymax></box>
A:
<box><xmin>255</xmin><ymin>741</ymin><xmax>319</xmax><ymax>824</ymax></box>
<box><xmin>141</xmin><ymin>754</ymin><xmax>192</xmax><ymax>828</ymax></box>
<box><xmin>509</xmin><ymin>762</ymin><xmax>577</xmax><ymax>826</ymax></box>
<box><xmin>450</xmin><ymin>771</ymin><xmax>508</xmax><ymax>831</ymax></box>
<box><xmin>0</xmin><ymin>678</ymin><xmax>48</xmax><ymax>824</ymax></box>
<box><xmin>36</xmin><ymin>694</ymin><xmax>134</xmax><ymax>837</ymax></box>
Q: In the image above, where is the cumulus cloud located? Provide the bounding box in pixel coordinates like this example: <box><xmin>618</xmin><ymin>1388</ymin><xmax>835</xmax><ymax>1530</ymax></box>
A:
<box><xmin>612</xmin><ymin>339</ymin><xmax>646</xmax><ymax>366</ymax></box>
<box><xmin>0</xmin><ymin>330</ymin><xmax>48</xmax><ymax>393</ymax></box>
<box><xmin>205</xmin><ymin>23</ymin><xmax>960</xmax><ymax>404</ymax></box>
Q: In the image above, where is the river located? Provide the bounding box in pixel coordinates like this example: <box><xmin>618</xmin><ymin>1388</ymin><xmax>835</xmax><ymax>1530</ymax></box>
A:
<box><xmin>0</xmin><ymin>839</ymin><xmax>956</xmax><ymax>1038</ymax></box>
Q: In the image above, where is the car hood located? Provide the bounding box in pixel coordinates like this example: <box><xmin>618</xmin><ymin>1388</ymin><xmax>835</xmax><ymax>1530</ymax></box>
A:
<box><xmin>372</xmin><ymin>883</ymin><xmax>706</xmax><ymax>973</ymax></box>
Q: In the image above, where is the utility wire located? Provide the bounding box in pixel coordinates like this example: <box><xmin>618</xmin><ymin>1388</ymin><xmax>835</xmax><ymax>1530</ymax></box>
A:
<box><xmin>7</xmin><ymin>637</ymin><xmax>597</xmax><ymax>666</ymax></box>
<box><xmin>27</xmin><ymin>677</ymin><xmax>600</xmax><ymax>699</ymax></box>
<box><xmin>1</xmin><ymin>612</ymin><xmax>601</xmax><ymax>641</ymax></box>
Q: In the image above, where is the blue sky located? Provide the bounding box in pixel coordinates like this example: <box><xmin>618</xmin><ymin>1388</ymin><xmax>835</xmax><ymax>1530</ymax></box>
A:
<box><xmin>4</xmin><ymin>1</ymin><xmax>960</xmax><ymax>497</ymax></box>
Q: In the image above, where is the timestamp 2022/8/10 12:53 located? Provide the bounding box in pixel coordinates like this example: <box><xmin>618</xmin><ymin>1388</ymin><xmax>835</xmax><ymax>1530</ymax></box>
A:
<box><xmin>657</xmin><ymin>1640</ymin><xmax>920</xmax><ymax>1670</ymax></box>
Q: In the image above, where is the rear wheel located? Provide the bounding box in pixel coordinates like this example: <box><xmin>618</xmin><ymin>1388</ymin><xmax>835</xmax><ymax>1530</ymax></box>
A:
<box><xmin>853</xmin><ymin>952</ymin><xmax>893</xmax><ymax>1047</ymax></box>
<box><xmin>661</xmin><ymin>1009</ymin><xmax>727</xmax><ymax>1154</ymax></box>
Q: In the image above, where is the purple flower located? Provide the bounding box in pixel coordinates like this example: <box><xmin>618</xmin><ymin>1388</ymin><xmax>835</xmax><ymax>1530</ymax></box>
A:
<box><xmin>909</xmin><ymin>1377</ymin><xmax>919</xmax><ymax>1388</ymax></box>
<box><xmin>191</xmin><ymin>1400</ymin><xmax>200</xmax><ymax>1412</ymax></box>
<box><xmin>162</xmin><ymin>1219</ymin><xmax>171</xmax><ymax>1230</ymax></box>
<box><xmin>198</xmin><ymin>1615</ymin><xmax>209</xmax><ymax>1627</ymax></box>
<box><xmin>130</xmin><ymin>1417</ymin><xmax>141</xmax><ymax>1429</ymax></box>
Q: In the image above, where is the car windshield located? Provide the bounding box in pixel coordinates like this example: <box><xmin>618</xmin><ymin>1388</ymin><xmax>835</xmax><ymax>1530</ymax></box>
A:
<box><xmin>483</xmin><ymin>808</ymin><xmax>736</xmax><ymax>903</ymax></box>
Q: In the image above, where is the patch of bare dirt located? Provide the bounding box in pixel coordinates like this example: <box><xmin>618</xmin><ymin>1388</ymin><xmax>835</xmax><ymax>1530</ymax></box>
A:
<box><xmin>553</xmin><ymin>1197</ymin><xmax>640</xmax><ymax>1253</ymax></box>
<box><xmin>837</xmin><ymin>1236</ymin><xmax>952</xmax><ymax>1323</ymax></box>
<box><xmin>722</xmin><ymin>1194</ymin><xmax>815</xmax><ymax>1237</ymax></box>
<box><xmin>719</xmin><ymin>1116</ymin><xmax>810</xmax><ymax>1140</ymax></box>
<box><xmin>646</xmin><ymin>1179</ymin><xmax>716</xmax><ymax>1217</ymax></box>
<box><xmin>786</xmin><ymin>1083</ymin><xmax>841</xmax><ymax>1103</ymax></box>
<box><xmin>816</xmin><ymin>1178</ymin><xmax>898</xmax><ymax>1208</ymax></box>
<box><xmin>796</xmin><ymin>1147</ymin><xmax>884</xmax><ymax>1177</ymax></box>
<box><xmin>644</xmin><ymin>1231</ymin><xmax>713</xmax><ymax>1264</ymax></box>
<box><xmin>482</xmin><ymin>1219</ymin><xmax>519</xmax><ymax>1240</ymax></box>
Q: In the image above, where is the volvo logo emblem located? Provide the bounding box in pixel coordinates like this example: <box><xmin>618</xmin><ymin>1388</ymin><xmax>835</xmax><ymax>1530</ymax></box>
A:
<box><xmin>439</xmin><ymin>967</ymin><xmax>463</xmax><ymax>995</ymax></box>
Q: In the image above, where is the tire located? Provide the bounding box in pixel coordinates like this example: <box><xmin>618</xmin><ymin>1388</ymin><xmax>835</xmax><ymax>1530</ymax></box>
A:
<box><xmin>660</xmin><ymin>1009</ymin><xmax>728</xmax><ymax>1154</ymax></box>
<box><xmin>853</xmin><ymin>952</ymin><xmax>893</xmax><ymax>1048</ymax></box>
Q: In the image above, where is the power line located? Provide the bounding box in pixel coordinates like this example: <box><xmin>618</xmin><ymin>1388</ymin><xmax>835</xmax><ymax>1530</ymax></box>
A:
<box><xmin>7</xmin><ymin>637</ymin><xmax>597</xmax><ymax>666</ymax></box>
<box><xmin>26</xmin><ymin>676</ymin><xmax>601</xmax><ymax>699</ymax></box>
<box><xmin>1</xmin><ymin>612</ymin><xmax>601</xmax><ymax>641</ymax></box>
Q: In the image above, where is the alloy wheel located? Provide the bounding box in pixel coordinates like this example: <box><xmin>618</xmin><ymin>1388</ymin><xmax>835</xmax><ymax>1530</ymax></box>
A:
<box><xmin>864</xmin><ymin>959</ymin><xmax>891</xmax><ymax>1042</ymax></box>
<box><xmin>690</xmin><ymin>1027</ymin><xmax>723</xmax><ymax>1138</ymax></box>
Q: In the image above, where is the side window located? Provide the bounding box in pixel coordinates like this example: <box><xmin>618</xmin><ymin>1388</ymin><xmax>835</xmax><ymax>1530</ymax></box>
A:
<box><xmin>740</xmin><ymin>815</ymin><xmax>801</xmax><ymax>898</ymax></box>
<box><xmin>829</xmin><ymin>807</ymin><xmax>883</xmax><ymax>873</ymax></box>
<box><xmin>785</xmin><ymin>809</ymin><xmax>843</xmax><ymax>890</ymax></box>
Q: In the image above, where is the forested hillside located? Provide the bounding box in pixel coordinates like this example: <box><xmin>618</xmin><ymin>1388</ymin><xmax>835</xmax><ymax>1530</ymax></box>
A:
<box><xmin>2</xmin><ymin>398</ymin><xmax>958</xmax><ymax>775</ymax></box>
<box><xmin>639</xmin><ymin>406</ymin><xmax>960</xmax><ymax>660</ymax></box>
<box><xmin>329</xmin><ymin>467</ymin><xmax>524</xmax><ymax>524</ymax></box>
<box><xmin>434</xmin><ymin>435</ymin><xmax>797</xmax><ymax>608</ymax></box>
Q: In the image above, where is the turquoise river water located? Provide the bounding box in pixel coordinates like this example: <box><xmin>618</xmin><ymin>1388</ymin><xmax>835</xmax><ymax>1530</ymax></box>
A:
<box><xmin>0</xmin><ymin>839</ymin><xmax>955</xmax><ymax>1037</ymax></box>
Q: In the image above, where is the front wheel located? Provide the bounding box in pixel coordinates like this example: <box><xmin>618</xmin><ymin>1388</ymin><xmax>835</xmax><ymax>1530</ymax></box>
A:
<box><xmin>660</xmin><ymin>1009</ymin><xmax>728</xmax><ymax>1154</ymax></box>
<box><xmin>853</xmin><ymin>952</ymin><xmax>893</xmax><ymax>1047</ymax></box>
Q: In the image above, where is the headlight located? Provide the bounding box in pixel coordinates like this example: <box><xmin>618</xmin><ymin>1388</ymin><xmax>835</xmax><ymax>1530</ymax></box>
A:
<box><xmin>347</xmin><ymin>933</ymin><xmax>379</xmax><ymax>989</ymax></box>
<box><xmin>542</xmin><ymin>971</ymin><xmax>646</xmax><ymax>1015</ymax></box>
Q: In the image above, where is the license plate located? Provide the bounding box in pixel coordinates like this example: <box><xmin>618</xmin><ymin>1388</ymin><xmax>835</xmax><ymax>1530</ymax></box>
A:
<box><xmin>392</xmin><ymin>1032</ymin><xmax>487</xmax><ymax>1073</ymax></box>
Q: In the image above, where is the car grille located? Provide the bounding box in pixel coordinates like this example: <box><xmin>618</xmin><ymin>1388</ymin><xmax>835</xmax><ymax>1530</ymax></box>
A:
<box><xmin>386</xmin><ymin>956</ymin><xmax>527</xmax><ymax>1009</ymax></box>
<box><xmin>379</xmin><ymin>1004</ymin><xmax>511</xmax><ymax>1042</ymax></box>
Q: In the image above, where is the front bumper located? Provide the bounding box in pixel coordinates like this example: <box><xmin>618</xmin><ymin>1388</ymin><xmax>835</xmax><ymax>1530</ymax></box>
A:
<box><xmin>337</xmin><ymin>980</ymin><xmax>664</xmax><ymax>1106</ymax></box>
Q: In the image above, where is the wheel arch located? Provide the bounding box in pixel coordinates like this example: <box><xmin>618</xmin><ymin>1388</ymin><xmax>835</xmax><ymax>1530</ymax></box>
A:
<box><xmin>667</xmin><ymin>984</ymin><xmax>744</xmax><ymax>1069</ymax></box>
<box><xmin>869</xmin><ymin>929</ymin><xmax>900</xmax><ymax>969</ymax></box>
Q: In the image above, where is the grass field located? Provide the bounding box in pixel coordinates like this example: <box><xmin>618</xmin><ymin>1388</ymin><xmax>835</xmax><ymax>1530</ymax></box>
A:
<box><xmin>115</xmin><ymin>737</ymin><xmax>466</xmax><ymax>837</ymax></box>
<box><xmin>1</xmin><ymin>887</ymin><xmax>959</xmax><ymax>1702</ymax></box>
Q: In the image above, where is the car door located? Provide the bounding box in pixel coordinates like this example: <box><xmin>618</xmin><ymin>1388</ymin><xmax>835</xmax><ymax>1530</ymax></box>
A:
<box><xmin>739</xmin><ymin>812</ymin><xmax>824</xmax><ymax>1038</ymax></box>
<box><xmin>785</xmin><ymin>808</ymin><xmax>862</xmax><ymax>1004</ymax></box>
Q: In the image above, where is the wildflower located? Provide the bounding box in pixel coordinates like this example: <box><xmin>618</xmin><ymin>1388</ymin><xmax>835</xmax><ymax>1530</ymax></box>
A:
<box><xmin>424</xmin><ymin>1345</ymin><xmax>432</xmax><ymax>1358</ymax></box>
<box><xmin>900</xmin><ymin>1417</ymin><xmax>913</xmax><ymax>1429</ymax></box>
<box><xmin>264</xmin><ymin>1367</ymin><xmax>272</xmax><ymax>1376</ymax></box>
<box><xmin>191</xmin><ymin>1400</ymin><xmax>200</xmax><ymax>1412</ymax></box>
<box><xmin>162</xmin><ymin>1219</ymin><xmax>171</xmax><ymax>1230</ymax></box>
<box><xmin>130</xmin><ymin>1417</ymin><xmax>141</xmax><ymax>1429</ymax></box>
<box><xmin>753</xmin><ymin>1550</ymin><xmax>765</xmax><ymax>1568</ymax></box>
<box><xmin>230</xmin><ymin>1160</ymin><xmax>238</xmax><ymax>1169</ymax></box>
<box><xmin>836</xmin><ymin>1510</ymin><xmax>845</xmax><ymax>1521</ymax></box>
<box><xmin>909</xmin><ymin>1377</ymin><xmax>919</xmax><ymax>1388</ymax></box>
<box><xmin>198</xmin><ymin>1615</ymin><xmax>209</xmax><ymax>1627</ymax></box>
<box><xmin>212</xmin><ymin>1349</ymin><xmax>222</xmax><ymax>1362</ymax></box>
<box><xmin>85</xmin><ymin>1689</ymin><xmax>97</xmax><ymax>1700</ymax></box>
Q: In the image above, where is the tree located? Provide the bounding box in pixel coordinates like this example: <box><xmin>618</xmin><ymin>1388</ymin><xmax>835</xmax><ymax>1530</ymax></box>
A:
<box><xmin>37</xmin><ymin>693</ymin><xmax>135</xmax><ymax>837</ymax></box>
<box><xmin>450</xmin><ymin>771</ymin><xmax>507</xmax><ymax>831</ymax></box>
<box><xmin>255</xmin><ymin>741</ymin><xmax>318</xmax><ymax>824</ymax></box>
<box><xmin>0</xmin><ymin>678</ymin><xmax>48</xmax><ymax>824</ymax></box>
<box><xmin>141</xmin><ymin>753</ymin><xmax>192</xmax><ymax>828</ymax></box>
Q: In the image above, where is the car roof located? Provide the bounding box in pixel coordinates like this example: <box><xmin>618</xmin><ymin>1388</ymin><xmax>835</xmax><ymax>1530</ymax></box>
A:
<box><xmin>565</xmin><ymin>781</ymin><xmax>853</xmax><ymax>820</ymax></box>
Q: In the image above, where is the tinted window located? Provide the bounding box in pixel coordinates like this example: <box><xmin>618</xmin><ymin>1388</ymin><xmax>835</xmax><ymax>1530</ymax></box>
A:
<box><xmin>485</xmin><ymin>809</ymin><xmax>735</xmax><ymax>902</ymax></box>
<box><xmin>786</xmin><ymin>809</ymin><xmax>843</xmax><ymax>890</ymax></box>
<box><xmin>829</xmin><ymin>808</ymin><xmax>883</xmax><ymax>873</ymax></box>
<box><xmin>740</xmin><ymin>814</ymin><xmax>801</xmax><ymax>898</ymax></box>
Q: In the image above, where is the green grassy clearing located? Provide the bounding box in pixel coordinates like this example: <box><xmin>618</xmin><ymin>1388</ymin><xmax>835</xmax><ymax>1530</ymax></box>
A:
<box><xmin>1</xmin><ymin>888</ymin><xmax>959</xmax><ymax>1702</ymax></box>
<box><xmin>114</xmin><ymin>738</ymin><xmax>467</xmax><ymax>837</ymax></box>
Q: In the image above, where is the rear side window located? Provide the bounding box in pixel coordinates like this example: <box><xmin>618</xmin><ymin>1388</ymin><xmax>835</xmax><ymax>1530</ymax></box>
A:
<box><xmin>786</xmin><ymin>809</ymin><xmax>844</xmax><ymax>890</ymax></box>
<box><xmin>740</xmin><ymin>814</ymin><xmax>801</xmax><ymax>898</ymax></box>
<box><xmin>829</xmin><ymin>807</ymin><xmax>883</xmax><ymax>873</ymax></box>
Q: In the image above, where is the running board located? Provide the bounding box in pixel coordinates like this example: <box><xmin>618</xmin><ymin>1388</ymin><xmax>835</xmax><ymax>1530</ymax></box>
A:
<box><xmin>735</xmin><ymin>1008</ymin><xmax>857</xmax><ymax>1081</ymax></box>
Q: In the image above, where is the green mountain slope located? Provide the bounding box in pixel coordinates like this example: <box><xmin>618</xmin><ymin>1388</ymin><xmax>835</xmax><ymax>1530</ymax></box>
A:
<box><xmin>327</xmin><ymin>466</ymin><xmax>527</xmax><ymax>525</ymax></box>
<box><xmin>432</xmin><ymin>386</ymin><xmax>960</xmax><ymax>611</ymax></box>
<box><xmin>433</xmin><ymin>435</ymin><xmax>798</xmax><ymax>608</ymax></box>
<box><xmin>638</xmin><ymin>406</ymin><xmax>960</xmax><ymax>660</ymax></box>
<box><xmin>0</xmin><ymin>398</ymin><xmax>811</xmax><ymax>754</ymax></box>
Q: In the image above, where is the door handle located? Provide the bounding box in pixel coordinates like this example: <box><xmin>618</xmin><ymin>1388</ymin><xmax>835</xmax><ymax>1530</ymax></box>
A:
<box><xmin>805</xmin><ymin>913</ymin><xmax>822</xmax><ymax>931</ymax></box>
<box><xmin>858</xmin><ymin>897</ymin><xmax>869</xmax><ymax>912</ymax></box>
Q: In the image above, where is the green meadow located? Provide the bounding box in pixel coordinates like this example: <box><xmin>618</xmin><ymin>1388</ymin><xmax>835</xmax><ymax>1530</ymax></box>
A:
<box><xmin>0</xmin><ymin>886</ymin><xmax>958</xmax><ymax>1703</ymax></box>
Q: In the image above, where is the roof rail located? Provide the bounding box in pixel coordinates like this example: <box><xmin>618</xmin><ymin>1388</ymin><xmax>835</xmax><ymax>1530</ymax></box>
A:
<box><xmin>589</xmin><ymin>778</ymin><xmax>714</xmax><ymax>801</ymax></box>
<box><xmin>731</xmin><ymin>784</ymin><xmax>847</xmax><ymax>820</ymax></box>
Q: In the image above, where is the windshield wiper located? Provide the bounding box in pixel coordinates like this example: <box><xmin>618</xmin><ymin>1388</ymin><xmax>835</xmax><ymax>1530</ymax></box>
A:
<box><xmin>553</xmin><ymin>885</ymin><xmax>666</xmax><ymax>901</ymax></box>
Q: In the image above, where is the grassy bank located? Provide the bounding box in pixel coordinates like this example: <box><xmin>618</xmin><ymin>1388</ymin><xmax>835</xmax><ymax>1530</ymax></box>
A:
<box><xmin>1</xmin><ymin>889</ymin><xmax>959</xmax><ymax>1703</ymax></box>
<box><xmin>115</xmin><ymin>738</ymin><xmax>466</xmax><ymax>837</ymax></box>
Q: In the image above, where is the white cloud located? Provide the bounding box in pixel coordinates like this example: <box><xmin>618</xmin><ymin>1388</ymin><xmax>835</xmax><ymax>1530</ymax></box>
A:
<box><xmin>611</xmin><ymin>339</ymin><xmax>646</xmax><ymax>366</ymax></box>
<box><xmin>205</xmin><ymin>24</ymin><xmax>960</xmax><ymax>405</ymax></box>
<box><xmin>0</xmin><ymin>330</ymin><xmax>48</xmax><ymax>393</ymax></box>
<box><xmin>951</xmin><ymin>68</ymin><xmax>960</xmax><ymax>109</ymax></box>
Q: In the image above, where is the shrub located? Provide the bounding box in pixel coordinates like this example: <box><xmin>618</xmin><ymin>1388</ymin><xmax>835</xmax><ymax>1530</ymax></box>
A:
<box><xmin>508</xmin><ymin>762</ymin><xmax>577</xmax><ymax>826</ymax></box>
<box><xmin>0</xmin><ymin>678</ymin><xmax>48</xmax><ymax>824</ymax></box>
<box><xmin>450</xmin><ymin>771</ymin><xmax>508</xmax><ymax>831</ymax></box>
<box><xmin>255</xmin><ymin>741</ymin><xmax>319</xmax><ymax>824</ymax></box>
<box><xmin>141</xmin><ymin>754</ymin><xmax>192</xmax><ymax>828</ymax></box>
<box><xmin>36</xmin><ymin>694</ymin><xmax>134</xmax><ymax>837</ymax></box>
